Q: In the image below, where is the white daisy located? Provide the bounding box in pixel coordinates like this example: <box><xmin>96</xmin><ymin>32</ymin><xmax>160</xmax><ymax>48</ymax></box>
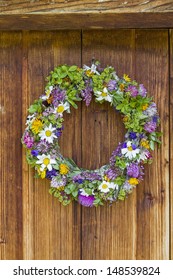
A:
<box><xmin>41</xmin><ymin>86</ymin><xmax>53</xmax><ymax>100</ymax></box>
<box><xmin>39</xmin><ymin>124</ymin><xmax>57</xmax><ymax>144</ymax></box>
<box><xmin>98</xmin><ymin>181</ymin><xmax>118</xmax><ymax>193</ymax></box>
<box><xmin>121</xmin><ymin>141</ymin><xmax>140</xmax><ymax>160</ymax></box>
<box><xmin>95</xmin><ymin>87</ymin><xmax>112</xmax><ymax>102</ymax></box>
<box><xmin>36</xmin><ymin>154</ymin><xmax>56</xmax><ymax>171</ymax></box>
<box><xmin>83</xmin><ymin>63</ymin><xmax>100</xmax><ymax>75</ymax></box>
<box><xmin>54</xmin><ymin>102</ymin><xmax>70</xmax><ymax>115</ymax></box>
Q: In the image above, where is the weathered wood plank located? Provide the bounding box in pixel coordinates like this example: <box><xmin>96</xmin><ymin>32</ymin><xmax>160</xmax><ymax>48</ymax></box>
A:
<box><xmin>1</xmin><ymin>13</ymin><xmax>173</xmax><ymax>30</ymax></box>
<box><xmin>135</xmin><ymin>30</ymin><xmax>169</xmax><ymax>259</ymax></box>
<box><xmin>0</xmin><ymin>0</ymin><xmax>173</xmax><ymax>14</ymax></box>
<box><xmin>170</xmin><ymin>29</ymin><xmax>173</xmax><ymax>260</ymax></box>
<box><xmin>81</xmin><ymin>30</ymin><xmax>137</xmax><ymax>259</ymax></box>
<box><xmin>22</xmin><ymin>31</ymin><xmax>82</xmax><ymax>259</ymax></box>
<box><xmin>0</xmin><ymin>32</ymin><xmax>23</xmax><ymax>260</ymax></box>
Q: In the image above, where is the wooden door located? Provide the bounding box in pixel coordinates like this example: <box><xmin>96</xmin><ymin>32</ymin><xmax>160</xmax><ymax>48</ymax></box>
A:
<box><xmin>0</xmin><ymin>29</ymin><xmax>171</xmax><ymax>260</ymax></box>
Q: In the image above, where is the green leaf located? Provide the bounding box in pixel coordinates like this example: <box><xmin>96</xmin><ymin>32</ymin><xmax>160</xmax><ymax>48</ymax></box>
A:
<box><xmin>72</xmin><ymin>190</ymin><xmax>78</xmax><ymax>197</ymax></box>
<box><xmin>69</xmin><ymin>65</ymin><xmax>77</xmax><ymax>72</ymax></box>
<box><xmin>149</xmin><ymin>140</ymin><xmax>155</xmax><ymax>151</ymax></box>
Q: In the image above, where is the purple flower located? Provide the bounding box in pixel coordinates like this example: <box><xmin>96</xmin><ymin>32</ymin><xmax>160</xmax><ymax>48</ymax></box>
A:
<box><xmin>127</xmin><ymin>163</ymin><xmax>140</xmax><ymax>178</ymax></box>
<box><xmin>52</xmin><ymin>88</ymin><xmax>66</xmax><ymax>106</ymax></box>
<box><xmin>31</xmin><ymin>150</ymin><xmax>39</xmax><ymax>156</ymax></box>
<box><xmin>82</xmin><ymin>171</ymin><xmax>102</xmax><ymax>181</ymax></box>
<box><xmin>23</xmin><ymin>131</ymin><xmax>34</xmax><ymax>148</ymax></box>
<box><xmin>129</xmin><ymin>132</ymin><xmax>137</xmax><ymax>139</ymax></box>
<box><xmin>73</xmin><ymin>174</ymin><xmax>84</xmax><ymax>184</ymax></box>
<box><xmin>132</xmin><ymin>143</ymin><xmax>137</xmax><ymax>150</ymax></box>
<box><xmin>105</xmin><ymin>168</ymin><xmax>118</xmax><ymax>180</ymax></box>
<box><xmin>107</xmin><ymin>80</ymin><xmax>117</xmax><ymax>91</ymax></box>
<box><xmin>110</xmin><ymin>143</ymin><xmax>122</xmax><ymax>167</ymax></box>
<box><xmin>122</xmin><ymin>142</ymin><xmax>127</xmax><ymax>148</ymax></box>
<box><xmin>81</xmin><ymin>86</ymin><xmax>92</xmax><ymax>106</ymax></box>
<box><xmin>126</xmin><ymin>85</ymin><xmax>138</xmax><ymax>97</ymax></box>
<box><xmin>144</xmin><ymin>121</ymin><xmax>157</xmax><ymax>133</ymax></box>
<box><xmin>55</xmin><ymin>127</ymin><xmax>64</xmax><ymax>137</ymax></box>
<box><xmin>78</xmin><ymin>194</ymin><xmax>95</xmax><ymax>207</ymax></box>
<box><xmin>152</xmin><ymin>115</ymin><xmax>159</xmax><ymax>123</ymax></box>
<box><xmin>46</xmin><ymin>169</ymin><xmax>57</xmax><ymax>180</ymax></box>
<box><xmin>139</xmin><ymin>84</ymin><xmax>147</xmax><ymax>97</ymax></box>
<box><xmin>36</xmin><ymin>140</ymin><xmax>50</xmax><ymax>153</ymax></box>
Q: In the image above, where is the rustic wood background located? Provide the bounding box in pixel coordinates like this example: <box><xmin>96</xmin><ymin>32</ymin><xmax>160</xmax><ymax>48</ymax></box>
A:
<box><xmin>0</xmin><ymin>29</ymin><xmax>171</xmax><ymax>260</ymax></box>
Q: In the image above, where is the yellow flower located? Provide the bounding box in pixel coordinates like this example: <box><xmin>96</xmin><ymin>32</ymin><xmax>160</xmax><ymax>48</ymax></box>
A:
<box><xmin>128</xmin><ymin>178</ymin><xmax>139</xmax><ymax>185</ymax></box>
<box><xmin>123</xmin><ymin>74</ymin><xmax>131</xmax><ymax>82</ymax></box>
<box><xmin>119</xmin><ymin>83</ymin><xmax>125</xmax><ymax>91</ymax></box>
<box><xmin>57</xmin><ymin>186</ymin><xmax>65</xmax><ymax>191</ymax></box>
<box><xmin>59</xmin><ymin>163</ymin><xmax>69</xmax><ymax>175</ymax></box>
<box><xmin>37</xmin><ymin>168</ymin><xmax>46</xmax><ymax>179</ymax></box>
<box><xmin>104</xmin><ymin>175</ymin><xmax>110</xmax><ymax>182</ymax></box>
<box><xmin>123</xmin><ymin>116</ymin><xmax>128</xmax><ymax>123</ymax></box>
<box><xmin>31</xmin><ymin>119</ymin><xmax>43</xmax><ymax>134</ymax></box>
<box><xmin>140</xmin><ymin>139</ymin><xmax>150</xmax><ymax>149</ymax></box>
<box><xmin>142</xmin><ymin>104</ymin><xmax>149</xmax><ymax>111</ymax></box>
<box><xmin>86</xmin><ymin>70</ymin><xmax>94</xmax><ymax>77</ymax></box>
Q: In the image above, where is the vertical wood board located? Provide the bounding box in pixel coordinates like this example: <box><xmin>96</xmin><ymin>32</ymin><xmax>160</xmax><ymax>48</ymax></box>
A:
<box><xmin>22</xmin><ymin>31</ymin><xmax>82</xmax><ymax>260</ymax></box>
<box><xmin>81</xmin><ymin>30</ymin><xmax>137</xmax><ymax>260</ymax></box>
<box><xmin>0</xmin><ymin>32</ymin><xmax>23</xmax><ymax>260</ymax></box>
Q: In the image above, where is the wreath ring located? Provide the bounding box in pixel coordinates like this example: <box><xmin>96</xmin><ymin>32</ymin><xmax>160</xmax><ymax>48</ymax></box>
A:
<box><xmin>22</xmin><ymin>61</ymin><xmax>161</xmax><ymax>207</ymax></box>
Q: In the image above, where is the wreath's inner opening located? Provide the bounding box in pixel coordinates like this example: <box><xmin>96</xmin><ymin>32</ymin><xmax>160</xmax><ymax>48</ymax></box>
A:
<box><xmin>59</xmin><ymin>101</ymin><xmax>125</xmax><ymax>171</ymax></box>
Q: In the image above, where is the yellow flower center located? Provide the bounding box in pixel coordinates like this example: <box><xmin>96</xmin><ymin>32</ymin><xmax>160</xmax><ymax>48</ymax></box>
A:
<box><xmin>57</xmin><ymin>105</ymin><xmax>65</xmax><ymax>113</ymax></box>
<box><xmin>101</xmin><ymin>92</ymin><xmax>107</xmax><ymax>97</ymax></box>
<box><xmin>59</xmin><ymin>163</ymin><xmax>69</xmax><ymax>175</ymax></box>
<box><xmin>102</xmin><ymin>184</ymin><xmax>108</xmax><ymax>189</ymax></box>
<box><xmin>43</xmin><ymin>158</ymin><xmax>50</xmax><ymax>166</ymax></box>
<box><xmin>128</xmin><ymin>146</ymin><xmax>133</xmax><ymax>151</ymax></box>
<box><xmin>128</xmin><ymin>178</ymin><xmax>139</xmax><ymax>185</ymax></box>
<box><xmin>45</xmin><ymin>130</ymin><xmax>52</xmax><ymax>137</ymax></box>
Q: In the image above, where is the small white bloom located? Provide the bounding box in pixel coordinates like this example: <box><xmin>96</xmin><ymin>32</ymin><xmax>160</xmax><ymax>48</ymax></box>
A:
<box><xmin>95</xmin><ymin>87</ymin><xmax>112</xmax><ymax>102</ymax></box>
<box><xmin>79</xmin><ymin>189</ymin><xmax>94</xmax><ymax>197</ymax></box>
<box><xmin>99</xmin><ymin>181</ymin><xmax>118</xmax><ymax>193</ymax></box>
<box><xmin>25</xmin><ymin>114</ymin><xmax>35</xmax><ymax>125</ymax></box>
<box><xmin>41</xmin><ymin>86</ymin><xmax>53</xmax><ymax>100</ymax></box>
<box><xmin>39</xmin><ymin>124</ymin><xmax>57</xmax><ymax>144</ymax></box>
<box><xmin>36</xmin><ymin>154</ymin><xmax>56</xmax><ymax>171</ymax></box>
<box><xmin>121</xmin><ymin>141</ymin><xmax>140</xmax><ymax>160</ymax></box>
<box><xmin>83</xmin><ymin>64</ymin><xmax>100</xmax><ymax>75</ymax></box>
<box><xmin>54</xmin><ymin>102</ymin><xmax>70</xmax><ymax>115</ymax></box>
<box><xmin>138</xmin><ymin>150</ymin><xmax>150</xmax><ymax>161</ymax></box>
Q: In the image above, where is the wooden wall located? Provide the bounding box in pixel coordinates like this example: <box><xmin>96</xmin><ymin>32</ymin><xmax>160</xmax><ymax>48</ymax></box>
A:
<box><xmin>0</xmin><ymin>29</ymin><xmax>171</xmax><ymax>260</ymax></box>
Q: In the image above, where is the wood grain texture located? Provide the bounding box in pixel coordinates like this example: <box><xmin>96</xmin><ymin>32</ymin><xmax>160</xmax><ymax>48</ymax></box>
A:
<box><xmin>1</xmin><ymin>13</ymin><xmax>173</xmax><ymax>30</ymax></box>
<box><xmin>0</xmin><ymin>0</ymin><xmax>173</xmax><ymax>14</ymax></box>
<box><xmin>22</xmin><ymin>31</ymin><xmax>82</xmax><ymax>259</ymax></box>
<box><xmin>0</xmin><ymin>32</ymin><xmax>23</xmax><ymax>259</ymax></box>
<box><xmin>0</xmin><ymin>29</ymin><xmax>171</xmax><ymax>260</ymax></box>
<box><xmin>81</xmin><ymin>30</ymin><xmax>137</xmax><ymax>260</ymax></box>
<box><xmin>170</xmin><ymin>30</ymin><xmax>173</xmax><ymax>260</ymax></box>
<box><xmin>135</xmin><ymin>30</ymin><xmax>169</xmax><ymax>259</ymax></box>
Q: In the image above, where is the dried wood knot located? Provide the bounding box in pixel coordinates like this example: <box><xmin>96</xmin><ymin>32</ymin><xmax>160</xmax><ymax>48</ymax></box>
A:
<box><xmin>144</xmin><ymin>192</ymin><xmax>155</xmax><ymax>208</ymax></box>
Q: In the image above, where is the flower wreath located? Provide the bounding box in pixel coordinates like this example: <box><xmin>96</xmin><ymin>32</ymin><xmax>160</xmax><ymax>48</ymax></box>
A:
<box><xmin>22</xmin><ymin>61</ymin><xmax>161</xmax><ymax>207</ymax></box>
